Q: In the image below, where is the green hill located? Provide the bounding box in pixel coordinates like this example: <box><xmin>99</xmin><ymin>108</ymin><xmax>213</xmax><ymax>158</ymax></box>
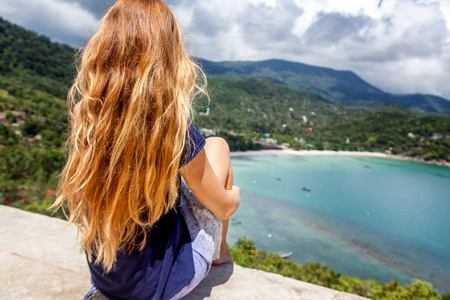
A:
<box><xmin>0</xmin><ymin>17</ymin><xmax>75</xmax><ymax>99</ymax></box>
<box><xmin>197</xmin><ymin>79</ymin><xmax>450</xmax><ymax>160</ymax></box>
<box><xmin>195</xmin><ymin>77</ymin><xmax>366</xmax><ymax>135</ymax></box>
<box><xmin>197</xmin><ymin>58</ymin><xmax>450</xmax><ymax>114</ymax></box>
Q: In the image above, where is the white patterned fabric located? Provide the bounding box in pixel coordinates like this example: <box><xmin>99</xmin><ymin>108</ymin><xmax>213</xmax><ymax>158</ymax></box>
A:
<box><xmin>179</xmin><ymin>180</ymin><xmax>222</xmax><ymax>262</ymax></box>
<box><xmin>170</xmin><ymin>180</ymin><xmax>223</xmax><ymax>299</ymax></box>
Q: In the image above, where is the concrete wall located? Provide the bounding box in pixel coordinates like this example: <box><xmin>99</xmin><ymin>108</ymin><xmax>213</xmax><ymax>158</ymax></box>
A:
<box><xmin>0</xmin><ymin>206</ymin><xmax>368</xmax><ymax>300</ymax></box>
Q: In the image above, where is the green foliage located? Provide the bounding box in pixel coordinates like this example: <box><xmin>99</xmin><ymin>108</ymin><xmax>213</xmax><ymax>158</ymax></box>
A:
<box><xmin>0</xmin><ymin>17</ymin><xmax>76</xmax><ymax>98</ymax></box>
<box><xmin>229</xmin><ymin>237</ymin><xmax>445</xmax><ymax>300</ymax></box>
<box><xmin>22</xmin><ymin>118</ymin><xmax>40</xmax><ymax>136</ymax></box>
<box><xmin>22</xmin><ymin>198</ymin><xmax>66</xmax><ymax>220</ymax></box>
<box><xmin>321</xmin><ymin>109</ymin><xmax>450</xmax><ymax>160</ymax></box>
<box><xmin>195</xmin><ymin>77</ymin><xmax>366</xmax><ymax>136</ymax></box>
<box><xmin>0</xmin><ymin>123</ymin><xmax>18</xmax><ymax>144</ymax></box>
<box><xmin>0</xmin><ymin>21</ymin><xmax>70</xmax><ymax>211</ymax></box>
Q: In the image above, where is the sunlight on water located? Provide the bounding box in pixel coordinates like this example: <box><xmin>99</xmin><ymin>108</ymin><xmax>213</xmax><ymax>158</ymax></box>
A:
<box><xmin>228</xmin><ymin>153</ymin><xmax>450</xmax><ymax>293</ymax></box>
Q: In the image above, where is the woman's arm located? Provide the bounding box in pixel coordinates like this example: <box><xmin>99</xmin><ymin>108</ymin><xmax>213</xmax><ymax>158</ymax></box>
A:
<box><xmin>179</xmin><ymin>148</ymin><xmax>240</xmax><ymax>220</ymax></box>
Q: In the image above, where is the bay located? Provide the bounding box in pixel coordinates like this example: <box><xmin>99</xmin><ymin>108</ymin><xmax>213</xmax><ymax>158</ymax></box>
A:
<box><xmin>228</xmin><ymin>152</ymin><xmax>450</xmax><ymax>293</ymax></box>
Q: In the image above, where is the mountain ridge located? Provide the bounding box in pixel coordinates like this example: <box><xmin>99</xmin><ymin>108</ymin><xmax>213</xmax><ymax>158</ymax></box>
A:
<box><xmin>197</xmin><ymin>58</ymin><xmax>450</xmax><ymax>114</ymax></box>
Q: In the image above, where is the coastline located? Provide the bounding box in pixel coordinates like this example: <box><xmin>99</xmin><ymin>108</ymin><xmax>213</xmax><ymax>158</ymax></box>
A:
<box><xmin>229</xmin><ymin>152</ymin><xmax>450</xmax><ymax>293</ymax></box>
<box><xmin>230</xmin><ymin>149</ymin><xmax>450</xmax><ymax>168</ymax></box>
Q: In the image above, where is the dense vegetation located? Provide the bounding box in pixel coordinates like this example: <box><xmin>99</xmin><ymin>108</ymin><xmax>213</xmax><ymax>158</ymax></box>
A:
<box><xmin>197</xmin><ymin>79</ymin><xmax>450</xmax><ymax>160</ymax></box>
<box><xmin>0</xmin><ymin>17</ymin><xmax>76</xmax><ymax>98</ymax></box>
<box><xmin>0</xmin><ymin>78</ymin><xmax>67</xmax><ymax>219</ymax></box>
<box><xmin>230</xmin><ymin>237</ymin><xmax>449</xmax><ymax>300</ymax></box>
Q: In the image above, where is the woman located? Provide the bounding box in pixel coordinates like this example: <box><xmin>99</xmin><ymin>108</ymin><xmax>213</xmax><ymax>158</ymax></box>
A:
<box><xmin>53</xmin><ymin>0</ymin><xmax>240</xmax><ymax>299</ymax></box>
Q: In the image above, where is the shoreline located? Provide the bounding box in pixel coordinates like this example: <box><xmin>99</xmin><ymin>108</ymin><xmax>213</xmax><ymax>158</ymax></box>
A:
<box><xmin>230</xmin><ymin>149</ymin><xmax>450</xmax><ymax>168</ymax></box>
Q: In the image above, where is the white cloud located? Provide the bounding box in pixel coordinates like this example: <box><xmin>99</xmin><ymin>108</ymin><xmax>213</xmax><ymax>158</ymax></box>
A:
<box><xmin>171</xmin><ymin>0</ymin><xmax>450</xmax><ymax>99</ymax></box>
<box><xmin>0</xmin><ymin>0</ymin><xmax>98</xmax><ymax>46</ymax></box>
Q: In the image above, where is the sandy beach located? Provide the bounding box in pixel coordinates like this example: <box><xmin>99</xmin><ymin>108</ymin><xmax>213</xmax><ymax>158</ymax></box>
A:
<box><xmin>230</xmin><ymin>149</ymin><xmax>450</xmax><ymax>168</ymax></box>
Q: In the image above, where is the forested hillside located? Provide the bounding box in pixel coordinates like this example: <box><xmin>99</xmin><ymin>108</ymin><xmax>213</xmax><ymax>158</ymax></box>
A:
<box><xmin>195</xmin><ymin>78</ymin><xmax>366</xmax><ymax>134</ymax></box>
<box><xmin>0</xmin><ymin>17</ymin><xmax>75</xmax><ymax>98</ymax></box>
<box><xmin>199</xmin><ymin>79</ymin><xmax>450</xmax><ymax>160</ymax></box>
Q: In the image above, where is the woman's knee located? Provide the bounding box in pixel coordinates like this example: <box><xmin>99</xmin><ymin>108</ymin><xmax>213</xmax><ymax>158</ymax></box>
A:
<box><xmin>205</xmin><ymin>137</ymin><xmax>230</xmax><ymax>156</ymax></box>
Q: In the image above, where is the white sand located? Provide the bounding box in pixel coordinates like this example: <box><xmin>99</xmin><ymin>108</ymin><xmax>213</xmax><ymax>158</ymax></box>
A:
<box><xmin>230</xmin><ymin>149</ymin><xmax>450</xmax><ymax>167</ymax></box>
<box><xmin>230</xmin><ymin>149</ymin><xmax>389</xmax><ymax>158</ymax></box>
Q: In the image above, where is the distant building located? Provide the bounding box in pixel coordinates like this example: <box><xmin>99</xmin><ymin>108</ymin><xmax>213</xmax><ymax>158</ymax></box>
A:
<box><xmin>0</xmin><ymin>112</ymin><xmax>6</xmax><ymax>124</ymax></box>
<box><xmin>200</xmin><ymin>128</ymin><xmax>216</xmax><ymax>137</ymax></box>
<box><xmin>265</xmin><ymin>138</ymin><xmax>277</xmax><ymax>145</ymax></box>
<box><xmin>255</xmin><ymin>138</ymin><xmax>278</xmax><ymax>147</ymax></box>
<box><xmin>11</xmin><ymin>119</ymin><xmax>25</xmax><ymax>127</ymax></box>
<box><xmin>198</xmin><ymin>108</ymin><xmax>210</xmax><ymax>116</ymax></box>
<box><xmin>431</xmin><ymin>133</ymin><xmax>442</xmax><ymax>140</ymax></box>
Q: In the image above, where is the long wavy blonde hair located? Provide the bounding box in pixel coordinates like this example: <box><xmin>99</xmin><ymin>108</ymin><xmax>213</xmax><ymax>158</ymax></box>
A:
<box><xmin>53</xmin><ymin>0</ymin><xmax>206</xmax><ymax>272</ymax></box>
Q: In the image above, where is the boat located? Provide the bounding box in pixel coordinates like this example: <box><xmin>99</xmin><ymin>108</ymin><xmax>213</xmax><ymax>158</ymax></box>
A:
<box><xmin>230</xmin><ymin>218</ymin><xmax>242</xmax><ymax>225</ymax></box>
<box><xmin>302</xmin><ymin>186</ymin><xmax>311</xmax><ymax>192</ymax></box>
<box><xmin>277</xmin><ymin>251</ymin><xmax>293</xmax><ymax>258</ymax></box>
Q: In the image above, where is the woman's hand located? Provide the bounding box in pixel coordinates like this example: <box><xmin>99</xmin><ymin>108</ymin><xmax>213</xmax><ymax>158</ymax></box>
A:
<box><xmin>227</xmin><ymin>186</ymin><xmax>240</xmax><ymax>207</ymax></box>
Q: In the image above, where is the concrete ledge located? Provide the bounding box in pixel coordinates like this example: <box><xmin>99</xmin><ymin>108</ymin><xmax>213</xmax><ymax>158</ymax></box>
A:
<box><xmin>0</xmin><ymin>206</ymin><xmax>91</xmax><ymax>300</ymax></box>
<box><xmin>0</xmin><ymin>205</ymin><xmax>368</xmax><ymax>300</ymax></box>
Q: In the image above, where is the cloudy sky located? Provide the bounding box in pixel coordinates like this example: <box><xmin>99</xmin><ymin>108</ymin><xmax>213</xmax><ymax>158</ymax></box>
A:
<box><xmin>1</xmin><ymin>0</ymin><xmax>450</xmax><ymax>100</ymax></box>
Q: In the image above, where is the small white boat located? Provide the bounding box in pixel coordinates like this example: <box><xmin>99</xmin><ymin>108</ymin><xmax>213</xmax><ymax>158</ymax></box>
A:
<box><xmin>277</xmin><ymin>251</ymin><xmax>293</xmax><ymax>258</ymax></box>
<box><xmin>231</xmin><ymin>218</ymin><xmax>242</xmax><ymax>225</ymax></box>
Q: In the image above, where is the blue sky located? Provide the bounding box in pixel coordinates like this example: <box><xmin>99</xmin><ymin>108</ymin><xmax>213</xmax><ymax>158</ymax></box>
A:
<box><xmin>1</xmin><ymin>0</ymin><xmax>449</xmax><ymax>100</ymax></box>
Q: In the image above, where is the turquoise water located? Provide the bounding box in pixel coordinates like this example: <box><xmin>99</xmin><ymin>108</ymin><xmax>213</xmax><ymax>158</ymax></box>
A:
<box><xmin>228</xmin><ymin>153</ymin><xmax>450</xmax><ymax>293</ymax></box>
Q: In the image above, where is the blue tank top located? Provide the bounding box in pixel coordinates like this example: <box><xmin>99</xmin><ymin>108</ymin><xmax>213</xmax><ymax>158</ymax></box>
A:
<box><xmin>87</xmin><ymin>123</ymin><xmax>206</xmax><ymax>300</ymax></box>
